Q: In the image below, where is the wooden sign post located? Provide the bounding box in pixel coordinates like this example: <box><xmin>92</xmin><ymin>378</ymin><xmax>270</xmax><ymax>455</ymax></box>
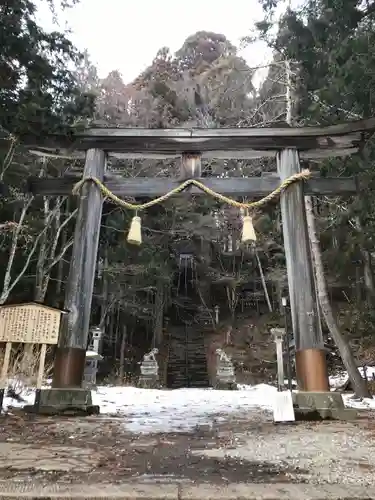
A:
<box><xmin>0</xmin><ymin>342</ymin><xmax>12</xmax><ymax>410</ymax></box>
<box><xmin>0</xmin><ymin>303</ymin><xmax>65</xmax><ymax>411</ymax></box>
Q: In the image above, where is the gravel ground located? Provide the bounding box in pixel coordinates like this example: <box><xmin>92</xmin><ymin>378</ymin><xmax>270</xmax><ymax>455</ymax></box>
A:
<box><xmin>197</xmin><ymin>415</ymin><xmax>375</xmax><ymax>485</ymax></box>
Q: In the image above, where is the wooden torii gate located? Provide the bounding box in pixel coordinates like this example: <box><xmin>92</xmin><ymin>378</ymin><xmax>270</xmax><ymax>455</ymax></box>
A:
<box><xmin>25</xmin><ymin>119</ymin><xmax>375</xmax><ymax>405</ymax></box>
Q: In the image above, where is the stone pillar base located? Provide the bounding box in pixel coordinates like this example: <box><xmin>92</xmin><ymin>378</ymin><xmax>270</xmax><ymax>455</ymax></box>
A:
<box><xmin>292</xmin><ymin>391</ymin><xmax>357</xmax><ymax>420</ymax></box>
<box><xmin>214</xmin><ymin>381</ymin><xmax>238</xmax><ymax>390</ymax></box>
<box><xmin>138</xmin><ymin>376</ymin><xmax>159</xmax><ymax>389</ymax></box>
<box><xmin>24</xmin><ymin>388</ymin><xmax>100</xmax><ymax>416</ymax></box>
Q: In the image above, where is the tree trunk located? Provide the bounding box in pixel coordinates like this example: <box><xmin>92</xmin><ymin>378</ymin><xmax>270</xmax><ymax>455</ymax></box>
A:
<box><xmin>35</xmin><ymin>197</ymin><xmax>75</xmax><ymax>304</ymax></box>
<box><xmin>109</xmin><ymin>306</ymin><xmax>115</xmax><ymax>354</ymax></box>
<box><xmin>118</xmin><ymin>325</ymin><xmax>127</xmax><ymax>383</ymax></box>
<box><xmin>0</xmin><ymin>197</ymin><xmax>33</xmax><ymax>304</ymax></box>
<box><xmin>154</xmin><ymin>281</ymin><xmax>164</xmax><ymax>346</ymax></box>
<box><xmin>40</xmin><ymin>198</ymin><xmax>76</xmax><ymax>303</ymax></box>
<box><xmin>55</xmin><ymin>198</ymin><xmax>69</xmax><ymax>305</ymax></box>
<box><xmin>114</xmin><ymin>302</ymin><xmax>120</xmax><ymax>360</ymax></box>
<box><xmin>254</xmin><ymin>248</ymin><xmax>272</xmax><ymax>312</ymax></box>
<box><xmin>305</xmin><ymin>196</ymin><xmax>370</xmax><ymax>398</ymax></box>
<box><xmin>362</xmin><ymin>249</ymin><xmax>375</xmax><ymax>298</ymax></box>
<box><xmin>99</xmin><ymin>252</ymin><xmax>109</xmax><ymax>326</ymax></box>
<box><xmin>34</xmin><ymin>196</ymin><xmax>50</xmax><ymax>302</ymax></box>
<box><xmin>354</xmin><ymin>217</ymin><xmax>375</xmax><ymax>301</ymax></box>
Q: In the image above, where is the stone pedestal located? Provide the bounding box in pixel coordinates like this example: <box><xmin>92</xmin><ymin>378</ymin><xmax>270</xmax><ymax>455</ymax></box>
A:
<box><xmin>292</xmin><ymin>391</ymin><xmax>357</xmax><ymax>420</ymax></box>
<box><xmin>215</xmin><ymin>349</ymin><xmax>237</xmax><ymax>390</ymax></box>
<box><xmin>138</xmin><ymin>376</ymin><xmax>160</xmax><ymax>389</ymax></box>
<box><xmin>83</xmin><ymin>351</ymin><xmax>103</xmax><ymax>388</ymax></box>
<box><xmin>24</xmin><ymin>388</ymin><xmax>100</xmax><ymax>416</ymax></box>
<box><xmin>138</xmin><ymin>348</ymin><xmax>159</xmax><ymax>389</ymax></box>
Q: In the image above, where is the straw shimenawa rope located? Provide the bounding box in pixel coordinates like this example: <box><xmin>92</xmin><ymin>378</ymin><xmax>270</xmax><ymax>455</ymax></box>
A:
<box><xmin>72</xmin><ymin>169</ymin><xmax>311</xmax><ymax>245</ymax></box>
<box><xmin>72</xmin><ymin>169</ymin><xmax>311</xmax><ymax>211</ymax></box>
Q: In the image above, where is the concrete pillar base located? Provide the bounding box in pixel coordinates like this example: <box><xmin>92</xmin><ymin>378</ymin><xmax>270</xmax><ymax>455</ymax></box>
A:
<box><xmin>23</xmin><ymin>388</ymin><xmax>100</xmax><ymax>416</ymax></box>
<box><xmin>292</xmin><ymin>391</ymin><xmax>357</xmax><ymax>420</ymax></box>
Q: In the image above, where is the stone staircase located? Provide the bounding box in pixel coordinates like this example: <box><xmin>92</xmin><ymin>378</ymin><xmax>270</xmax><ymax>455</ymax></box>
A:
<box><xmin>166</xmin><ymin>326</ymin><xmax>210</xmax><ymax>389</ymax></box>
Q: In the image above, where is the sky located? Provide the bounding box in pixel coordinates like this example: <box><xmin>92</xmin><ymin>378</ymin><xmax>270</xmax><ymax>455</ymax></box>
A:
<box><xmin>37</xmin><ymin>0</ymin><xmax>276</xmax><ymax>85</ymax></box>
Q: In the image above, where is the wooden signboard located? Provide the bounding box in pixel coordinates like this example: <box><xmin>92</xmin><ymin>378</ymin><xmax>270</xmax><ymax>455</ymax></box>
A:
<box><xmin>0</xmin><ymin>303</ymin><xmax>64</xmax><ymax>345</ymax></box>
<box><xmin>0</xmin><ymin>303</ymin><xmax>66</xmax><ymax>409</ymax></box>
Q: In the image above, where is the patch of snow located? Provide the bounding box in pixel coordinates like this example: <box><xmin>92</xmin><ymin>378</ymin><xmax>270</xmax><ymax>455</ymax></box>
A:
<box><xmin>346</xmin><ymin>395</ymin><xmax>375</xmax><ymax>410</ymax></box>
<box><xmin>329</xmin><ymin>366</ymin><xmax>375</xmax><ymax>390</ymax></box>
<box><xmin>329</xmin><ymin>372</ymin><xmax>348</xmax><ymax>389</ymax></box>
<box><xmin>86</xmin><ymin>350</ymin><xmax>103</xmax><ymax>360</ymax></box>
<box><xmin>342</xmin><ymin>393</ymin><xmax>375</xmax><ymax>410</ymax></box>
<box><xmin>360</xmin><ymin>366</ymin><xmax>375</xmax><ymax>379</ymax></box>
<box><xmin>92</xmin><ymin>384</ymin><xmax>276</xmax><ymax>433</ymax></box>
<box><xmin>3</xmin><ymin>387</ymin><xmax>35</xmax><ymax>411</ymax></box>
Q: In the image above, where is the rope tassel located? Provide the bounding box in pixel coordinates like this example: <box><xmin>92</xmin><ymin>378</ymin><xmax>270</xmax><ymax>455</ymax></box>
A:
<box><xmin>127</xmin><ymin>215</ymin><xmax>142</xmax><ymax>245</ymax></box>
<box><xmin>242</xmin><ymin>214</ymin><xmax>256</xmax><ymax>243</ymax></box>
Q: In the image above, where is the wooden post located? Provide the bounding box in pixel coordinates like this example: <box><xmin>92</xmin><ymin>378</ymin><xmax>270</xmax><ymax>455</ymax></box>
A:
<box><xmin>277</xmin><ymin>149</ymin><xmax>329</xmax><ymax>392</ymax></box>
<box><xmin>36</xmin><ymin>344</ymin><xmax>47</xmax><ymax>389</ymax></box>
<box><xmin>35</xmin><ymin>343</ymin><xmax>47</xmax><ymax>409</ymax></box>
<box><xmin>53</xmin><ymin>149</ymin><xmax>106</xmax><ymax>388</ymax></box>
<box><xmin>180</xmin><ymin>153</ymin><xmax>202</xmax><ymax>180</ymax></box>
<box><xmin>0</xmin><ymin>342</ymin><xmax>12</xmax><ymax>409</ymax></box>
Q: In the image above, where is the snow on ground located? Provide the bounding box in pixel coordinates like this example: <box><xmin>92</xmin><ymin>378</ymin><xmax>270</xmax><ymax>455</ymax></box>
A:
<box><xmin>329</xmin><ymin>372</ymin><xmax>349</xmax><ymax>389</ymax></box>
<box><xmin>330</xmin><ymin>366</ymin><xmax>375</xmax><ymax>389</ymax></box>
<box><xmin>2</xmin><ymin>373</ymin><xmax>375</xmax><ymax>434</ymax></box>
<box><xmin>343</xmin><ymin>392</ymin><xmax>375</xmax><ymax>410</ymax></box>
<box><xmin>93</xmin><ymin>384</ymin><xmax>276</xmax><ymax>433</ymax></box>
<box><xmin>2</xmin><ymin>383</ymin><xmax>277</xmax><ymax>433</ymax></box>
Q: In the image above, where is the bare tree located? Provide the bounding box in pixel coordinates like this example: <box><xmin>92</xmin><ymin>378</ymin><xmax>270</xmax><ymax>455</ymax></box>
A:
<box><xmin>0</xmin><ymin>196</ymin><xmax>76</xmax><ymax>305</ymax></box>
<box><xmin>254</xmin><ymin>247</ymin><xmax>273</xmax><ymax>312</ymax></box>
<box><xmin>34</xmin><ymin>197</ymin><xmax>77</xmax><ymax>302</ymax></box>
<box><xmin>0</xmin><ymin>195</ymin><xmax>34</xmax><ymax>304</ymax></box>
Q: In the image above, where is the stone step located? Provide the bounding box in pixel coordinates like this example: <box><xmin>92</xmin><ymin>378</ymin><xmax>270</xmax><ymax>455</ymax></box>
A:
<box><xmin>166</xmin><ymin>327</ymin><xmax>210</xmax><ymax>389</ymax></box>
<box><xmin>0</xmin><ymin>480</ymin><xmax>373</xmax><ymax>499</ymax></box>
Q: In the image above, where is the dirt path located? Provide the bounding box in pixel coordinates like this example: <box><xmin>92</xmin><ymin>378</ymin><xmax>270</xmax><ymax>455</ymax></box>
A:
<box><xmin>1</xmin><ymin>410</ymin><xmax>375</xmax><ymax>487</ymax></box>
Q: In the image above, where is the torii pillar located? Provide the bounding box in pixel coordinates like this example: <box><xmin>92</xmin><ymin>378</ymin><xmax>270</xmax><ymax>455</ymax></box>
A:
<box><xmin>277</xmin><ymin>149</ymin><xmax>355</xmax><ymax>419</ymax></box>
<box><xmin>277</xmin><ymin>148</ymin><xmax>329</xmax><ymax>392</ymax></box>
<box><xmin>36</xmin><ymin>149</ymin><xmax>106</xmax><ymax>414</ymax></box>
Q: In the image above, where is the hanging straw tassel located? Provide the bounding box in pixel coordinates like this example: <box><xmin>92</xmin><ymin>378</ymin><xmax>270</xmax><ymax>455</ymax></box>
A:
<box><xmin>241</xmin><ymin>213</ymin><xmax>256</xmax><ymax>243</ymax></box>
<box><xmin>127</xmin><ymin>215</ymin><xmax>142</xmax><ymax>245</ymax></box>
